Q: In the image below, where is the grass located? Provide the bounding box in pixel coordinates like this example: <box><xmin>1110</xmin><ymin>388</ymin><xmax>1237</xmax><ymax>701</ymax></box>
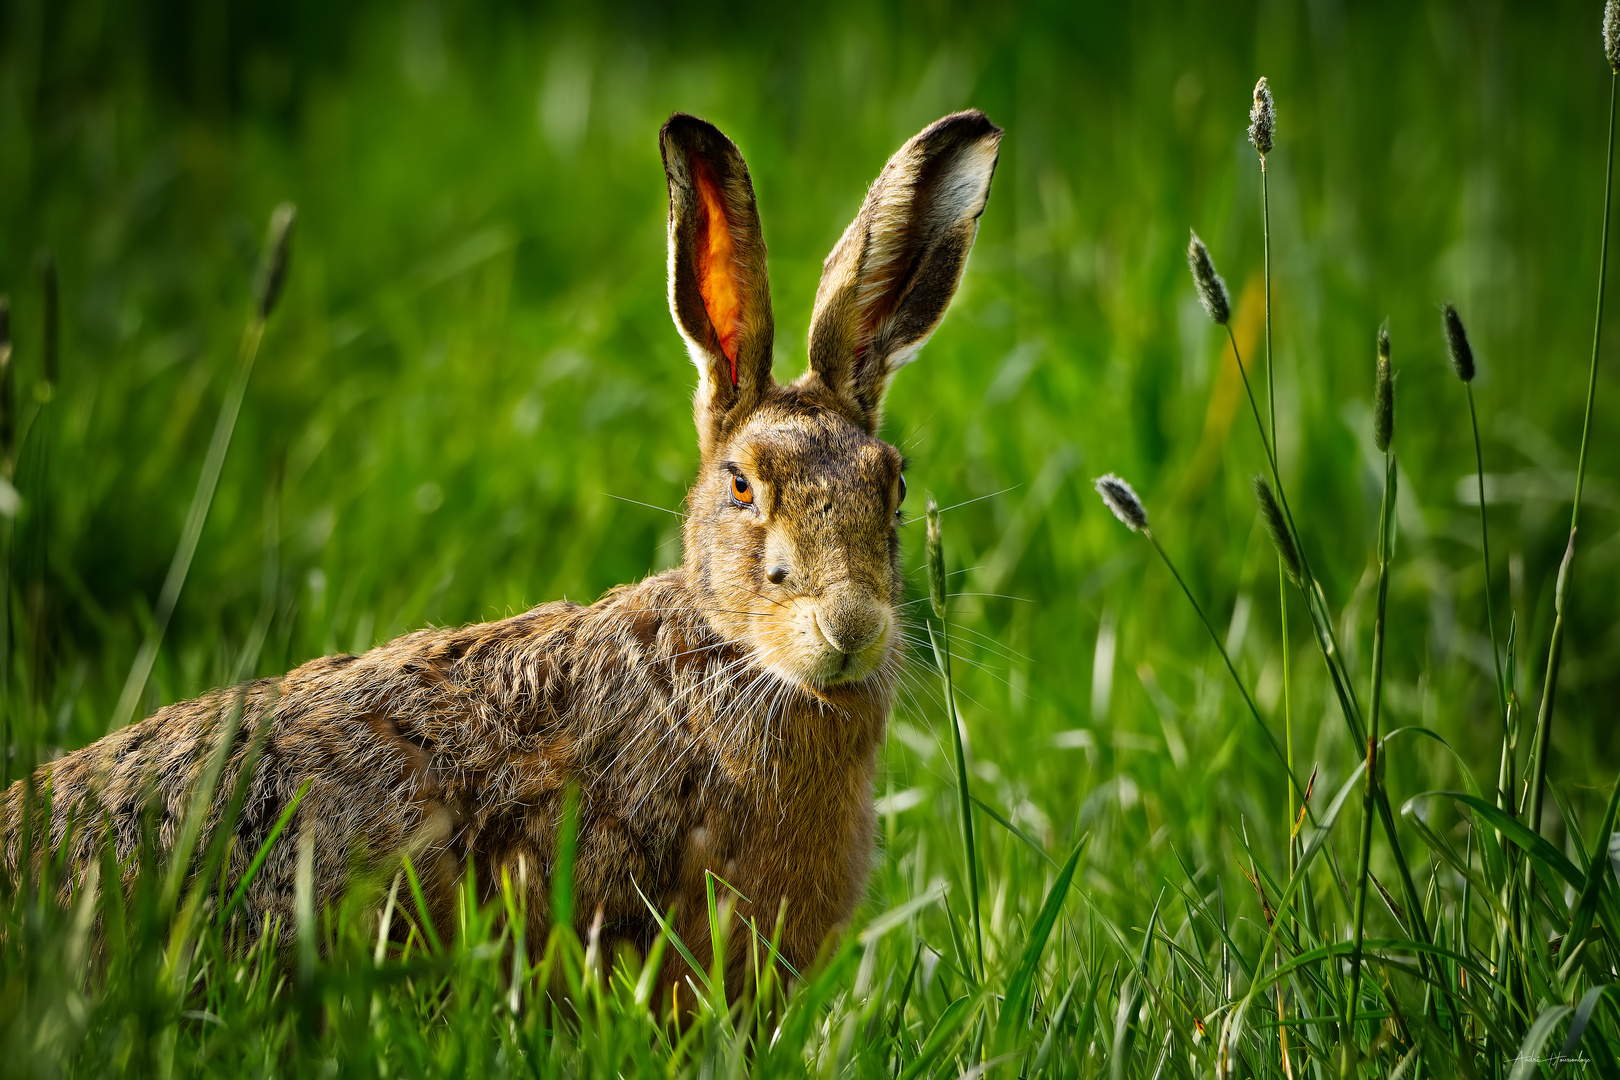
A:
<box><xmin>3</xmin><ymin>0</ymin><xmax>1620</xmax><ymax>1075</ymax></box>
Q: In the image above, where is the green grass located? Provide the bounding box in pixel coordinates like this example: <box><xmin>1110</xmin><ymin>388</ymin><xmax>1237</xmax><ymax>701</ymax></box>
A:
<box><xmin>3</xmin><ymin>0</ymin><xmax>1620</xmax><ymax>1075</ymax></box>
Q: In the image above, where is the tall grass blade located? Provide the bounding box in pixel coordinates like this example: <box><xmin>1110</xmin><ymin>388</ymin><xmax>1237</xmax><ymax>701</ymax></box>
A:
<box><xmin>1343</xmin><ymin>448</ymin><xmax>1397</xmax><ymax>1077</ymax></box>
<box><xmin>1561</xmin><ymin>984</ymin><xmax>1620</xmax><ymax>1068</ymax></box>
<box><xmin>1527</xmin><ymin>531</ymin><xmax>1577</xmax><ymax>836</ymax></box>
<box><xmin>109</xmin><ymin>204</ymin><xmax>295</xmax><ymax>734</ymax></box>
<box><xmin>375</xmin><ymin>870</ymin><xmax>402</xmax><ymax>966</ymax></box>
<box><xmin>858</xmin><ymin>882</ymin><xmax>948</xmax><ymax>946</ymax></box>
<box><xmin>930</xmin><ymin>619</ymin><xmax>983</xmax><ymax>979</ymax></box>
<box><xmin>1223</xmin><ymin>754</ymin><xmax>1368</xmax><ymax>1068</ymax></box>
<box><xmin>1029</xmin><ymin>965</ymin><xmax>1085</xmax><ymax>1075</ymax></box>
<box><xmin>925</xmin><ymin>503</ymin><xmax>984</xmax><ymax>985</ymax></box>
<box><xmin>1562</xmin><ymin>771</ymin><xmax>1620</xmax><ymax>957</ymax></box>
<box><xmin>160</xmin><ymin>688</ymin><xmax>245</xmax><ymax>917</ymax></box>
<box><xmin>1109</xmin><ymin>891</ymin><xmax>1161</xmax><ymax>1080</ymax></box>
<box><xmin>296</xmin><ymin>829</ymin><xmax>316</xmax><ymax>990</ymax></box>
<box><xmin>1464</xmin><ymin>384</ymin><xmax>1507</xmax><ymax>724</ymax></box>
<box><xmin>401</xmin><ymin>852</ymin><xmax>442</xmax><ymax>955</ymax></box>
<box><xmin>220</xmin><ymin>776</ymin><xmax>312</xmax><ymax>924</ymax></box>
<box><xmin>970</xmin><ymin>792</ymin><xmax>1061</xmax><ymax>869</ymax></box>
<box><xmin>1255</xmin><ymin>86</ymin><xmax>1301</xmax><ymax>955</ymax></box>
<box><xmin>1407</xmin><ymin>792</ymin><xmax>1582</xmax><ymax>888</ymax></box>
<box><xmin>994</xmin><ymin>837</ymin><xmax>1084</xmax><ymax>1048</ymax></box>
<box><xmin>631</xmin><ymin>878</ymin><xmax>716</xmax><ymax>1001</ymax></box>
<box><xmin>1530</xmin><ymin>68</ymin><xmax>1619</xmax><ymax>835</ymax></box>
<box><xmin>897</xmin><ymin>994</ymin><xmax>979</xmax><ymax>1080</ymax></box>
<box><xmin>551</xmin><ymin>782</ymin><xmax>579</xmax><ymax>929</ymax></box>
<box><xmin>1508</xmin><ymin>1005</ymin><xmax>1573</xmax><ymax>1080</ymax></box>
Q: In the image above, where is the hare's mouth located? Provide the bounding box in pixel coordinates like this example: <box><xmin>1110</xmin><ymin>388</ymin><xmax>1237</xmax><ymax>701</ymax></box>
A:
<box><xmin>799</xmin><ymin>606</ymin><xmax>894</xmax><ymax>686</ymax></box>
<box><xmin>737</xmin><ymin>595</ymin><xmax>895</xmax><ymax>689</ymax></box>
<box><xmin>811</xmin><ymin>650</ymin><xmax>884</xmax><ymax>687</ymax></box>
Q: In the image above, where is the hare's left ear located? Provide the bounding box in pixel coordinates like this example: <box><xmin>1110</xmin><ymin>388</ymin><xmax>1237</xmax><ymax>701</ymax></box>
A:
<box><xmin>661</xmin><ymin>114</ymin><xmax>775</xmax><ymax>458</ymax></box>
<box><xmin>804</xmin><ymin>110</ymin><xmax>1001</xmax><ymax>433</ymax></box>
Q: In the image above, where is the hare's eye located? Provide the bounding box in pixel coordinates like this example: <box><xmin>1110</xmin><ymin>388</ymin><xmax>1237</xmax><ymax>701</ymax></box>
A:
<box><xmin>898</xmin><ymin>475</ymin><xmax>907</xmax><ymax>504</ymax></box>
<box><xmin>730</xmin><ymin>474</ymin><xmax>754</xmax><ymax>506</ymax></box>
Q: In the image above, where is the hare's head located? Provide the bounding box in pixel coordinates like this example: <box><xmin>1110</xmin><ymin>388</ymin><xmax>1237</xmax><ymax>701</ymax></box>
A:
<box><xmin>660</xmin><ymin>111</ymin><xmax>1000</xmax><ymax>690</ymax></box>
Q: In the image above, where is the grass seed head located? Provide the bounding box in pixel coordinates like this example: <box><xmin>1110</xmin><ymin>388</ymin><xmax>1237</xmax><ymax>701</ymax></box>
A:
<box><xmin>1187</xmin><ymin>231</ymin><xmax>1231</xmax><ymax>326</ymax></box>
<box><xmin>1094</xmin><ymin>473</ymin><xmax>1148</xmax><ymax>532</ymax></box>
<box><xmin>1248</xmin><ymin>76</ymin><xmax>1275</xmax><ymax>157</ymax></box>
<box><xmin>1253</xmin><ymin>476</ymin><xmax>1301</xmax><ymax>586</ymax></box>
<box><xmin>1375</xmin><ymin>319</ymin><xmax>1394</xmax><ymax>453</ymax></box>
<box><xmin>1442</xmin><ymin>302</ymin><xmax>1475</xmax><ymax>382</ymax></box>
<box><xmin>1607</xmin><ymin>0</ymin><xmax>1620</xmax><ymax>72</ymax></box>
<box><xmin>255</xmin><ymin>202</ymin><xmax>297</xmax><ymax>320</ymax></box>
<box><xmin>925</xmin><ymin>497</ymin><xmax>947</xmax><ymax>619</ymax></box>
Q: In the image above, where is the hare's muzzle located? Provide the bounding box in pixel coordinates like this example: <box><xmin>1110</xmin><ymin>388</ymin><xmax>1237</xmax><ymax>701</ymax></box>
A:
<box><xmin>808</xmin><ymin>586</ymin><xmax>891</xmax><ymax>682</ymax></box>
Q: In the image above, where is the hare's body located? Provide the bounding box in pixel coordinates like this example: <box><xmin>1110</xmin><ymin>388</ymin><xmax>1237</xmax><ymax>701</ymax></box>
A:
<box><xmin>2</xmin><ymin>109</ymin><xmax>1000</xmax><ymax>995</ymax></box>
<box><xmin>7</xmin><ymin>566</ymin><xmax>884</xmax><ymax>983</ymax></box>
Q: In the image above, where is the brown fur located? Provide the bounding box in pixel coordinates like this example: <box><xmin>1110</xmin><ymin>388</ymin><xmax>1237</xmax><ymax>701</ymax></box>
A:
<box><xmin>1</xmin><ymin>110</ymin><xmax>1001</xmax><ymax>998</ymax></box>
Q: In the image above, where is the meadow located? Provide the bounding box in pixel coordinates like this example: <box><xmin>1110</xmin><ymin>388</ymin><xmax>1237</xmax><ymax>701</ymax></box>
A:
<box><xmin>2</xmin><ymin>0</ymin><xmax>1620</xmax><ymax>1074</ymax></box>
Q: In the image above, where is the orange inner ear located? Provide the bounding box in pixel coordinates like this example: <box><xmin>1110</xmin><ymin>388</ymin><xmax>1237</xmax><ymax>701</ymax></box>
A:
<box><xmin>691</xmin><ymin>156</ymin><xmax>742</xmax><ymax>383</ymax></box>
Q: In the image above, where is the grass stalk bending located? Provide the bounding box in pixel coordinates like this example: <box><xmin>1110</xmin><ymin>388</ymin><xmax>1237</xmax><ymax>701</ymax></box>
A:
<box><xmin>1094</xmin><ymin>475</ymin><xmax>1309</xmax><ymax>803</ymax></box>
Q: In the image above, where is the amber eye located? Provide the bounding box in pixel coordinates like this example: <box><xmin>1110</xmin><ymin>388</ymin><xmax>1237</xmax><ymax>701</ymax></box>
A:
<box><xmin>730</xmin><ymin>474</ymin><xmax>754</xmax><ymax>505</ymax></box>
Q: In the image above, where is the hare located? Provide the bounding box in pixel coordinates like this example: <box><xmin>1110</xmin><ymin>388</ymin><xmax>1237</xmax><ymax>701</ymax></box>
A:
<box><xmin>1</xmin><ymin>109</ymin><xmax>1001</xmax><ymax>997</ymax></box>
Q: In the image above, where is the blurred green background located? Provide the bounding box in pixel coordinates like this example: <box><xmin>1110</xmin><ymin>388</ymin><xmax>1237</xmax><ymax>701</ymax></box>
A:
<box><xmin>1</xmin><ymin>0</ymin><xmax>1616</xmax><ymax>900</ymax></box>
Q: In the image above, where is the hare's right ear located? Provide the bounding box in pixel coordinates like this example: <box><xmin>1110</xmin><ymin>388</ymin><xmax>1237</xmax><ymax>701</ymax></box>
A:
<box><xmin>805</xmin><ymin>111</ymin><xmax>1001</xmax><ymax>433</ymax></box>
<box><xmin>661</xmin><ymin>114</ymin><xmax>775</xmax><ymax>459</ymax></box>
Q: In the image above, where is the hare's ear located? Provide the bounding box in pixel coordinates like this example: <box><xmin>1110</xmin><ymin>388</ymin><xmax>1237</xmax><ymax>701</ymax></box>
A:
<box><xmin>661</xmin><ymin>114</ymin><xmax>775</xmax><ymax>457</ymax></box>
<box><xmin>805</xmin><ymin>110</ymin><xmax>1001</xmax><ymax>432</ymax></box>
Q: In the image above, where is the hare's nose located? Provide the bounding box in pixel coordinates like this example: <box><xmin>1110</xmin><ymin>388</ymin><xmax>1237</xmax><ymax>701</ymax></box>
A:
<box><xmin>813</xmin><ymin>593</ymin><xmax>888</xmax><ymax>656</ymax></box>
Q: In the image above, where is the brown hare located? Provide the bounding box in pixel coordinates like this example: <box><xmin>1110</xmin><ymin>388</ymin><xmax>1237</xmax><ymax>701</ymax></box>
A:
<box><xmin>1</xmin><ymin>109</ymin><xmax>1001</xmax><ymax>999</ymax></box>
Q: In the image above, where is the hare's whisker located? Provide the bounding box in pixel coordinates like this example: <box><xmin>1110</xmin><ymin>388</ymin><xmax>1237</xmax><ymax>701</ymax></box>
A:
<box><xmin>934</xmin><ymin>486</ymin><xmax>1022</xmax><ymax>515</ymax></box>
<box><xmin>601</xmin><ymin>492</ymin><xmax>688</xmax><ymax>519</ymax></box>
